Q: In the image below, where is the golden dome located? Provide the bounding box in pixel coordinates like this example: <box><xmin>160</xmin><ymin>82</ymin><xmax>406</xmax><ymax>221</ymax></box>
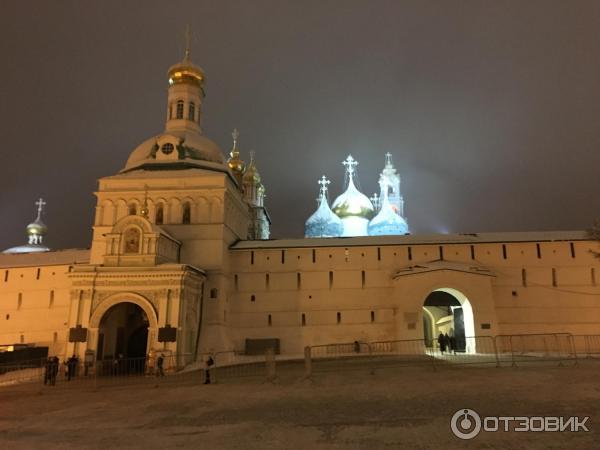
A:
<box><xmin>167</xmin><ymin>59</ymin><xmax>205</xmax><ymax>88</ymax></box>
<box><xmin>227</xmin><ymin>129</ymin><xmax>246</xmax><ymax>177</ymax></box>
<box><xmin>243</xmin><ymin>158</ymin><xmax>261</xmax><ymax>184</ymax></box>
<box><xmin>26</xmin><ymin>220</ymin><xmax>47</xmax><ymax>235</ymax></box>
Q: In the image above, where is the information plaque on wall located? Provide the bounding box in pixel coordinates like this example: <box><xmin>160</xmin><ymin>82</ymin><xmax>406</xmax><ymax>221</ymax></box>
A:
<box><xmin>69</xmin><ymin>326</ymin><xmax>88</xmax><ymax>342</ymax></box>
<box><xmin>158</xmin><ymin>326</ymin><xmax>177</xmax><ymax>342</ymax></box>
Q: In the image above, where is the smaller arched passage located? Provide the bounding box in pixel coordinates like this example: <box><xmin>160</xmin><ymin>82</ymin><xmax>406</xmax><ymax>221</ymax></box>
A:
<box><xmin>423</xmin><ymin>288</ymin><xmax>475</xmax><ymax>354</ymax></box>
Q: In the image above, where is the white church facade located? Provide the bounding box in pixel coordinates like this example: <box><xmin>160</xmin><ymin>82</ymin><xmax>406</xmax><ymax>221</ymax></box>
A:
<box><xmin>1</xmin><ymin>50</ymin><xmax>600</xmax><ymax>364</ymax></box>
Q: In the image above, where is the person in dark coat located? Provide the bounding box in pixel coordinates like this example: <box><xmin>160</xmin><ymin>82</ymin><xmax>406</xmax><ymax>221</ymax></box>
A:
<box><xmin>156</xmin><ymin>354</ymin><xmax>165</xmax><ymax>377</ymax></box>
<box><xmin>444</xmin><ymin>333</ymin><xmax>452</xmax><ymax>355</ymax></box>
<box><xmin>204</xmin><ymin>356</ymin><xmax>214</xmax><ymax>384</ymax></box>
<box><xmin>66</xmin><ymin>355</ymin><xmax>78</xmax><ymax>381</ymax></box>
<box><xmin>50</xmin><ymin>356</ymin><xmax>59</xmax><ymax>385</ymax></box>
<box><xmin>448</xmin><ymin>334</ymin><xmax>457</xmax><ymax>355</ymax></box>
<box><xmin>437</xmin><ymin>333</ymin><xmax>447</xmax><ymax>354</ymax></box>
<box><xmin>44</xmin><ymin>357</ymin><xmax>52</xmax><ymax>385</ymax></box>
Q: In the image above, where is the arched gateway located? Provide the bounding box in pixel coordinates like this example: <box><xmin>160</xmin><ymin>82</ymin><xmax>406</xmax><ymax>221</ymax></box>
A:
<box><xmin>88</xmin><ymin>293</ymin><xmax>159</xmax><ymax>370</ymax></box>
<box><xmin>422</xmin><ymin>288</ymin><xmax>475</xmax><ymax>353</ymax></box>
<box><xmin>96</xmin><ymin>302</ymin><xmax>149</xmax><ymax>362</ymax></box>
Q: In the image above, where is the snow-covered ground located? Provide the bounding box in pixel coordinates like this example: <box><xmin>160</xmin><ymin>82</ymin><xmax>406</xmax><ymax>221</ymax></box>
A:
<box><xmin>0</xmin><ymin>360</ymin><xmax>598</xmax><ymax>449</ymax></box>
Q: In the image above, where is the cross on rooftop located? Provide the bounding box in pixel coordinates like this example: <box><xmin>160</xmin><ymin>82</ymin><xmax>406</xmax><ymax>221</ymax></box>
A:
<box><xmin>35</xmin><ymin>198</ymin><xmax>46</xmax><ymax>219</ymax></box>
<box><xmin>342</xmin><ymin>155</ymin><xmax>358</xmax><ymax>176</ymax></box>
<box><xmin>385</xmin><ymin>152</ymin><xmax>393</xmax><ymax>167</ymax></box>
<box><xmin>184</xmin><ymin>25</ymin><xmax>191</xmax><ymax>61</ymax></box>
<box><xmin>232</xmin><ymin>128</ymin><xmax>239</xmax><ymax>147</ymax></box>
<box><xmin>318</xmin><ymin>175</ymin><xmax>331</xmax><ymax>198</ymax></box>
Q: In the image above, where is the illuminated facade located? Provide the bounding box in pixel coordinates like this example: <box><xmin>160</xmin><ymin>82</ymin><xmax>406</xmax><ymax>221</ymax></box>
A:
<box><xmin>1</xmin><ymin>49</ymin><xmax>600</xmax><ymax>365</ymax></box>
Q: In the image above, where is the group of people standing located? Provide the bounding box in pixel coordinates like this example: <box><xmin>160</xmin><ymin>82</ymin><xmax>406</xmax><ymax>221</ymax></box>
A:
<box><xmin>43</xmin><ymin>354</ymin><xmax>79</xmax><ymax>385</ymax></box>
<box><xmin>437</xmin><ymin>332</ymin><xmax>457</xmax><ymax>354</ymax></box>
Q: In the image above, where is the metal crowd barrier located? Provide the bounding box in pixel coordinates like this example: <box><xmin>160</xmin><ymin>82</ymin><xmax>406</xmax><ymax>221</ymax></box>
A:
<box><xmin>572</xmin><ymin>335</ymin><xmax>600</xmax><ymax>358</ymax></box>
<box><xmin>308</xmin><ymin>341</ymin><xmax>376</xmax><ymax>374</ymax></box>
<box><xmin>494</xmin><ymin>333</ymin><xmax>577</xmax><ymax>367</ymax></box>
<box><xmin>2</xmin><ymin>334</ymin><xmax>600</xmax><ymax>389</ymax></box>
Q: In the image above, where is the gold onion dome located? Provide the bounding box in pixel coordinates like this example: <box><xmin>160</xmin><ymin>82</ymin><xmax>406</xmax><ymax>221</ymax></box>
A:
<box><xmin>331</xmin><ymin>155</ymin><xmax>374</xmax><ymax>219</ymax></box>
<box><xmin>227</xmin><ymin>129</ymin><xmax>246</xmax><ymax>176</ymax></box>
<box><xmin>167</xmin><ymin>50</ymin><xmax>205</xmax><ymax>89</ymax></box>
<box><xmin>27</xmin><ymin>198</ymin><xmax>48</xmax><ymax>237</ymax></box>
<box><xmin>26</xmin><ymin>219</ymin><xmax>47</xmax><ymax>236</ymax></box>
<box><xmin>243</xmin><ymin>151</ymin><xmax>262</xmax><ymax>184</ymax></box>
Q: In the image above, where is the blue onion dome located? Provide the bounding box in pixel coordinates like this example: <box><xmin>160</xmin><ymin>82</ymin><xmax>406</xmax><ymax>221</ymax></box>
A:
<box><xmin>305</xmin><ymin>176</ymin><xmax>343</xmax><ymax>238</ymax></box>
<box><xmin>331</xmin><ymin>155</ymin><xmax>374</xmax><ymax>220</ymax></box>
<box><xmin>368</xmin><ymin>183</ymin><xmax>409</xmax><ymax>236</ymax></box>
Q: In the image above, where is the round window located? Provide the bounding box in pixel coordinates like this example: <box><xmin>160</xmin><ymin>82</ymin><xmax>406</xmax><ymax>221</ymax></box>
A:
<box><xmin>161</xmin><ymin>143</ymin><xmax>174</xmax><ymax>155</ymax></box>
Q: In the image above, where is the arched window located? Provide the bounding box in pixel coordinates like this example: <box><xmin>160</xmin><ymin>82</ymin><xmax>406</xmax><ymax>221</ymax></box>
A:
<box><xmin>188</xmin><ymin>102</ymin><xmax>195</xmax><ymax>121</ymax></box>
<box><xmin>176</xmin><ymin>100</ymin><xmax>184</xmax><ymax>119</ymax></box>
<box><xmin>182</xmin><ymin>202</ymin><xmax>191</xmax><ymax>224</ymax></box>
<box><xmin>123</xmin><ymin>227</ymin><xmax>141</xmax><ymax>254</ymax></box>
<box><xmin>155</xmin><ymin>204</ymin><xmax>164</xmax><ymax>225</ymax></box>
<box><xmin>128</xmin><ymin>204</ymin><xmax>137</xmax><ymax>215</ymax></box>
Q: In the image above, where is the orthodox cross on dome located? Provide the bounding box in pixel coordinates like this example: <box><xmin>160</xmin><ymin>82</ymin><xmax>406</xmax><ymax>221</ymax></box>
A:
<box><xmin>249</xmin><ymin>150</ymin><xmax>255</xmax><ymax>163</ymax></box>
<box><xmin>35</xmin><ymin>198</ymin><xmax>46</xmax><ymax>220</ymax></box>
<box><xmin>342</xmin><ymin>155</ymin><xmax>358</xmax><ymax>178</ymax></box>
<box><xmin>318</xmin><ymin>175</ymin><xmax>331</xmax><ymax>199</ymax></box>
<box><xmin>385</xmin><ymin>152</ymin><xmax>393</xmax><ymax>168</ymax></box>
<box><xmin>183</xmin><ymin>25</ymin><xmax>192</xmax><ymax>61</ymax></box>
<box><xmin>231</xmin><ymin>128</ymin><xmax>240</xmax><ymax>152</ymax></box>
<box><xmin>370</xmin><ymin>193</ymin><xmax>380</xmax><ymax>210</ymax></box>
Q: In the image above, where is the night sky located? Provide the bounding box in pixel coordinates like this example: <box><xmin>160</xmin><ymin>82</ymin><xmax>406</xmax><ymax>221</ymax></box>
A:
<box><xmin>2</xmin><ymin>0</ymin><xmax>600</xmax><ymax>251</ymax></box>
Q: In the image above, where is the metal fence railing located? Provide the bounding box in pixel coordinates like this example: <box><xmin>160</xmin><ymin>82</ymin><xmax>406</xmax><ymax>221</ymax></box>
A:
<box><xmin>494</xmin><ymin>333</ymin><xmax>577</xmax><ymax>367</ymax></box>
<box><xmin>308</xmin><ymin>341</ymin><xmax>377</xmax><ymax>374</ymax></box>
<box><xmin>0</xmin><ymin>353</ymin><xmax>200</xmax><ymax>389</ymax></box>
<box><xmin>2</xmin><ymin>333</ymin><xmax>599</xmax><ymax>389</ymax></box>
<box><xmin>572</xmin><ymin>335</ymin><xmax>600</xmax><ymax>359</ymax></box>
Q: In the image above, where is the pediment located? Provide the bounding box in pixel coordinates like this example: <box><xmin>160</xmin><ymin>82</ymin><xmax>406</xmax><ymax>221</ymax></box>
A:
<box><xmin>392</xmin><ymin>259</ymin><xmax>494</xmax><ymax>280</ymax></box>
<box><xmin>110</xmin><ymin>215</ymin><xmax>178</xmax><ymax>242</ymax></box>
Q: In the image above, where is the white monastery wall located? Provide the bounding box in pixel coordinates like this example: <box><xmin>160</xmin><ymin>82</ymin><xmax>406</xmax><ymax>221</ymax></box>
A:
<box><xmin>226</xmin><ymin>239</ymin><xmax>600</xmax><ymax>353</ymax></box>
<box><xmin>0</xmin><ymin>250</ymin><xmax>89</xmax><ymax>356</ymax></box>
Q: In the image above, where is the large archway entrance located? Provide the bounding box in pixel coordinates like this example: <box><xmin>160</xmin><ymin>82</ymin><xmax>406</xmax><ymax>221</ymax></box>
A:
<box><xmin>422</xmin><ymin>288</ymin><xmax>475</xmax><ymax>354</ymax></box>
<box><xmin>96</xmin><ymin>302</ymin><xmax>149</xmax><ymax>371</ymax></box>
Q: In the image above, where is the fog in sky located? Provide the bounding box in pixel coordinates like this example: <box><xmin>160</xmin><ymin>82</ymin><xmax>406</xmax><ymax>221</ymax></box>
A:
<box><xmin>1</xmin><ymin>0</ymin><xmax>600</xmax><ymax>250</ymax></box>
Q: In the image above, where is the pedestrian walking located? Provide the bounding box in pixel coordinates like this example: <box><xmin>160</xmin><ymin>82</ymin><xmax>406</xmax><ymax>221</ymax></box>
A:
<box><xmin>204</xmin><ymin>356</ymin><xmax>214</xmax><ymax>384</ymax></box>
<box><xmin>156</xmin><ymin>354</ymin><xmax>165</xmax><ymax>377</ymax></box>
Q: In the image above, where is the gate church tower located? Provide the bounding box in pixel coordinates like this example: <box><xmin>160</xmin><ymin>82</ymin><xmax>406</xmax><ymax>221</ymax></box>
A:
<box><xmin>68</xmin><ymin>48</ymin><xmax>259</xmax><ymax>362</ymax></box>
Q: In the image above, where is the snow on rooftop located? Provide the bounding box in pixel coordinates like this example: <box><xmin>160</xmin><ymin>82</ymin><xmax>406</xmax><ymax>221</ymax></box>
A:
<box><xmin>231</xmin><ymin>230</ymin><xmax>592</xmax><ymax>250</ymax></box>
<box><xmin>0</xmin><ymin>248</ymin><xmax>90</xmax><ymax>268</ymax></box>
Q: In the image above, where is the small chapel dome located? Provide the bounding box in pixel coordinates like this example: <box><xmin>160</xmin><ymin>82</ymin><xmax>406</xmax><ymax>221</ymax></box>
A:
<box><xmin>3</xmin><ymin>198</ymin><xmax>50</xmax><ymax>254</ymax></box>
<box><xmin>368</xmin><ymin>198</ymin><xmax>409</xmax><ymax>235</ymax></box>
<box><xmin>243</xmin><ymin>153</ymin><xmax>262</xmax><ymax>184</ymax></box>
<box><xmin>305</xmin><ymin>176</ymin><xmax>343</xmax><ymax>238</ymax></box>
<box><xmin>26</xmin><ymin>219</ymin><xmax>47</xmax><ymax>237</ymax></box>
<box><xmin>227</xmin><ymin>129</ymin><xmax>246</xmax><ymax>179</ymax></box>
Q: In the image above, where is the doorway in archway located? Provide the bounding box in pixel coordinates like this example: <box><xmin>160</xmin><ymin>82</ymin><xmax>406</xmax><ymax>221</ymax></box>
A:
<box><xmin>422</xmin><ymin>289</ymin><xmax>475</xmax><ymax>353</ymax></box>
<box><xmin>97</xmin><ymin>302</ymin><xmax>149</xmax><ymax>372</ymax></box>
